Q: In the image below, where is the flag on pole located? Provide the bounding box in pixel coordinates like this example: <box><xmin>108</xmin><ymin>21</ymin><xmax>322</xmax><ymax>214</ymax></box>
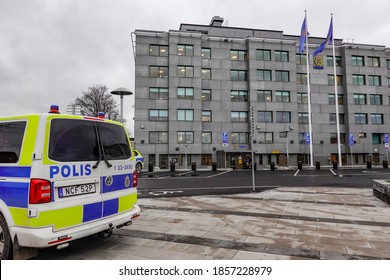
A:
<box><xmin>299</xmin><ymin>15</ymin><xmax>309</xmax><ymax>54</ymax></box>
<box><xmin>312</xmin><ymin>17</ymin><xmax>333</xmax><ymax>57</ymax></box>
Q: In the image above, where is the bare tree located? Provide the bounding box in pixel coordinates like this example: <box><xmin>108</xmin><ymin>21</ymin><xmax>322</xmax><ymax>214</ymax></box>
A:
<box><xmin>75</xmin><ymin>84</ymin><xmax>120</xmax><ymax>121</ymax></box>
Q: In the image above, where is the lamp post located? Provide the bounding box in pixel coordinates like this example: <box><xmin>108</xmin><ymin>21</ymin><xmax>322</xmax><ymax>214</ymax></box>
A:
<box><xmin>110</xmin><ymin>87</ymin><xmax>133</xmax><ymax>123</ymax></box>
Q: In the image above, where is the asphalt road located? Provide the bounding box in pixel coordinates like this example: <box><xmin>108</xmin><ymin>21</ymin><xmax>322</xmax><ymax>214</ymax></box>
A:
<box><xmin>137</xmin><ymin>167</ymin><xmax>390</xmax><ymax>198</ymax></box>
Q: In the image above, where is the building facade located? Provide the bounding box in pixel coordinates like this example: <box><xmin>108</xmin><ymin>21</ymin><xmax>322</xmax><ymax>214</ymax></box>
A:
<box><xmin>133</xmin><ymin>16</ymin><xmax>390</xmax><ymax>169</ymax></box>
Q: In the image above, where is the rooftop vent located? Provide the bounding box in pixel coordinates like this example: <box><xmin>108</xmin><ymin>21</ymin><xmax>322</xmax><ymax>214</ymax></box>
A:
<box><xmin>209</xmin><ymin>16</ymin><xmax>224</xmax><ymax>26</ymax></box>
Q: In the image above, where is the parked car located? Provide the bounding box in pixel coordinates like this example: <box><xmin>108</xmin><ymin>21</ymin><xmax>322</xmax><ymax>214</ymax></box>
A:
<box><xmin>133</xmin><ymin>150</ymin><xmax>144</xmax><ymax>174</ymax></box>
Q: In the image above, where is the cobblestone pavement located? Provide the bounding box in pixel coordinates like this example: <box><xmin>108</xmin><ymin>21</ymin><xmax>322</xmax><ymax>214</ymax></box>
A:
<box><xmin>34</xmin><ymin>186</ymin><xmax>390</xmax><ymax>260</ymax></box>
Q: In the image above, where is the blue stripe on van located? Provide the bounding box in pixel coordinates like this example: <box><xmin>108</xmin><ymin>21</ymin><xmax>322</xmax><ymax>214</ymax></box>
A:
<box><xmin>0</xmin><ymin>166</ymin><xmax>31</xmax><ymax>178</ymax></box>
<box><xmin>0</xmin><ymin>181</ymin><xmax>29</xmax><ymax>208</ymax></box>
<box><xmin>83</xmin><ymin>202</ymin><xmax>102</xmax><ymax>222</ymax></box>
<box><xmin>103</xmin><ymin>198</ymin><xmax>118</xmax><ymax>217</ymax></box>
<box><xmin>101</xmin><ymin>173</ymin><xmax>133</xmax><ymax>193</ymax></box>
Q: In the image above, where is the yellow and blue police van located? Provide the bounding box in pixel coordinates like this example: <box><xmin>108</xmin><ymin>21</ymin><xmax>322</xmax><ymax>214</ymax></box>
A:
<box><xmin>133</xmin><ymin>150</ymin><xmax>144</xmax><ymax>174</ymax></box>
<box><xmin>0</xmin><ymin>106</ymin><xmax>140</xmax><ymax>259</ymax></box>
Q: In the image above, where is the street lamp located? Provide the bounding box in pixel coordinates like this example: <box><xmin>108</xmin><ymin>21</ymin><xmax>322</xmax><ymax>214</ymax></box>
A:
<box><xmin>110</xmin><ymin>87</ymin><xmax>133</xmax><ymax>123</ymax></box>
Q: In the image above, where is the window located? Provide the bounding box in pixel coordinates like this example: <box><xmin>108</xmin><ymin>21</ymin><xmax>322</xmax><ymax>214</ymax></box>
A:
<box><xmin>358</xmin><ymin>132</ymin><xmax>366</xmax><ymax>138</ymax></box>
<box><xmin>298</xmin><ymin>112</ymin><xmax>309</xmax><ymax>124</ymax></box>
<box><xmin>257</xmin><ymin>69</ymin><xmax>272</xmax><ymax>81</ymax></box>
<box><xmin>297</xmin><ymin>73</ymin><xmax>308</xmax><ymax>84</ymax></box>
<box><xmin>201</xmin><ymin>89</ymin><xmax>211</xmax><ymax>101</ymax></box>
<box><xmin>372</xmin><ymin>133</ymin><xmax>381</xmax><ymax>144</ymax></box>
<box><xmin>355</xmin><ymin>113</ymin><xmax>368</xmax><ymax>124</ymax></box>
<box><xmin>201</xmin><ymin>110</ymin><xmax>212</xmax><ymax>122</ymax></box>
<box><xmin>299</xmin><ymin>133</ymin><xmax>306</xmax><ymax>144</ymax></box>
<box><xmin>352</xmin><ymin>55</ymin><xmax>364</xmax><ymax>66</ymax></box>
<box><xmin>368</xmin><ymin>75</ymin><xmax>381</xmax><ymax>86</ymax></box>
<box><xmin>354</xmin><ymin>93</ymin><xmax>367</xmax><ymax>105</ymax></box>
<box><xmin>149</xmin><ymin>131</ymin><xmax>168</xmax><ymax>144</ymax></box>
<box><xmin>49</xmin><ymin>120</ymin><xmax>130</xmax><ymax>162</ymax></box>
<box><xmin>327</xmin><ymin>56</ymin><xmax>342</xmax><ymax>66</ymax></box>
<box><xmin>296</xmin><ymin>54</ymin><xmax>306</xmax><ymax>65</ymax></box>
<box><xmin>370</xmin><ymin>94</ymin><xmax>382</xmax><ymax>105</ymax></box>
<box><xmin>149</xmin><ymin>45</ymin><xmax>168</xmax><ymax>56</ymax></box>
<box><xmin>387</xmin><ymin>60</ymin><xmax>390</xmax><ymax>70</ymax></box>
<box><xmin>149</xmin><ymin>109</ymin><xmax>168</xmax><ymax>121</ymax></box>
<box><xmin>275</xmin><ymin>91</ymin><xmax>290</xmax><ymax>102</ymax></box>
<box><xmin>329</xmin><ymin>113</ymin><xmax>344</xmax><ymax>124</ymax></box>
<box><xmin>150</xmin><ymin>66</ymin><xmax>168</xmax><ymax>78</ymax></box>
<box><xmin>202</xmin><ymin>132</ymin><xmax>212</xmax><ymax>144</ymax></box>
<box><xmin>231</xmin><ymin>111</ymin><xmax>248</xmax><ymax>123</ymax></box>
<box><xmin>328</xmin><ymin>74</ymin><xmax>343</xmax><ymax>86</ymax></box>
<box><xmin>256</xmin><ymin>49</ymin><xmax>271</xmax><ymax>61</ymax></box>
<box><xmin>353</xmin><ymin>74</ymin><xmax>365</xmax><ymax>85</ymax></box>
<box><xmin>367</xmin><ymin>56</ymin><xmax>380</xmax><ymax>67</ymax></box>
<box><xmin>275</xmin><ymin>50</ymin><xmax>289</xmax><ymax>62</ymax></box>
<box><xmin>257</xmin><ymin>111</ymin><xmax>273</xmax><ymax>123</ymax></box>
<box><xmin>330</xmin><ymin>133</ymin><xmax>346</xmax><ymax>144</ymax></box>
<box><xmin>371</xmin><ymin>114</ymin><xmax>384</xmax><ymax>124</ymax></box>
<box><xmin>230</xmin><ymin>90</ymin><xmax>248</xmax><ymax>102</ymax></box>
<box><xmin>230</xmin><ymin>50</ymin><xmax>247</xmax><ymax>61</ymax></box>
<box><xmin>178</xmin><ymin>66</ymin><xmax>194</xmax><ymax>78</ymax></box>
<box><xmin>258</xmin><ymin>132</ymin><xmax>273</xmax><ymax>144</ymax></box>
<box><xmin>149</xmin><ymin>87</ymin><xmax>168</xmax><ymax>100</ymax></box>
<box><xmin>328</xmin><ymin>94</ymin><xmax>344</xmax><ymax>105</ymax></box>
<box><xmin>177</xmin><ymin>87</ymin><xmax>194</xmax><ymax>99</ymax></box>
<box><xmin>202</xmin><ymin>68</ymin><xmax>211</xmax><ymax>79</ymax></box>
<box><xmin>177</xmin><ymin>44</ymin><xmax>193</xmax><ymax>56</ymax></box>
<box><xmin>388</xmin><ymin>78</ymin><xmax>390</xmax><ymax>88</ymax></box>
<box><xmin>0</xmin><ymin>121</ymin><xmax>26</xmax><ymax>163</ymax></box>
<box><xmin>201</xmin><ymin>48</ymin><xmax>211</xmax><ymax>59</ymax></box>
<box><xmin>177</xmin><ymin>131</ymin><xmax>194</xmax><ymax>144</ymax></box>
<box><xmin>276</xmin><ymin>111</ymin><xmax>291</xmax><ymax>123</ymax></box>
<box><xmin>297</xmin><ymin>92</ymin><xmax>308</xmax><ymax>104</ymax></box>
<box><xmin>177</xmin><ymin>109</ymin><xmax>194</xmax><ymax>121</ymax></box>
<box><xmin>201</xmin><ymin>154</ymin><xmax>212</xmax><ymax>165</ymax></box>
<box><xmin>230</xmin><ymin>70</ymin><xmax>247</xmax><ymax>81</ymax></box>
<box><xmin>275</xmin><ymin>70</ymin><xmax>290</xmax><ymax>82</ymax></box>
<box><xmin>257</xmin><ymin>90</ymin><xmax>272</xmax><ymax>102</ymax></box>
<box><xmin>231</xmin><ymin>132</ymin><xmax>248</xmax><ymax>144</ymax></box>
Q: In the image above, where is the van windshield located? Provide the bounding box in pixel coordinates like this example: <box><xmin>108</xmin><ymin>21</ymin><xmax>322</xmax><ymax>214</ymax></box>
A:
<box><xmin>49</xmin><ymin>119</ymin><xmax>131</xmax><ymax>162</ymax></box>
<box><xmin>0</xmin><ymin>121</ymin><xmax>26</xmax><ymax>163</ymax></box>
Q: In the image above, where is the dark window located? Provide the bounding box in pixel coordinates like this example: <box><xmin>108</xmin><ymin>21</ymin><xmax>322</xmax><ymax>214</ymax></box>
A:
<box><xmin>149</xmin><ymin>87</ymin><xmax>168</xmax><ymax>100</ymax></box>
<box><xmin>149</xmin><ymin>132</ymin><xmax>168</xmax><ymax>144</ymax></box>
<box><xmin>256</xmin><ymin>49</ymin><xmax>271</xmax><ymax>61</ymax></box>
<box><xmin>98</xmin><ymin>122</ymin><xmax>131</xmax><ymax>160</ymax></box>
<box><xmin>275</xmin><ymin>50</ymin><xmax>289</xmax><ymax>62</ymax></box>
<box><xmin>0</xmin><ymin>121</ymin><xmax>26</xmax><ymax>163</ymax></box>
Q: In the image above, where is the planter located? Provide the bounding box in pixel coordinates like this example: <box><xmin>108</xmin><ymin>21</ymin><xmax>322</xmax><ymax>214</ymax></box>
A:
<box><xmin>372</xmin><ymin>179</ymin><xmax>390</xmax><ymax>204</ymax></box>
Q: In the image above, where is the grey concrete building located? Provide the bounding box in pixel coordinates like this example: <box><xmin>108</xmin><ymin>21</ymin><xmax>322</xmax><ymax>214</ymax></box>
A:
<box><xmin>133</xmin><ymin>16</ymin><xmax>390</xmax><ymax>170</ymax></box>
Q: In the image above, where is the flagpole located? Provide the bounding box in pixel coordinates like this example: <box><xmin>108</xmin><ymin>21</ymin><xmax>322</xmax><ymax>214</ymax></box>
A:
<box><xmin>305</xmin><ymin>10</ymin><xmax>314</xmax><ymax>167</ymax></box>
<box><xmin>331</xmin><ymin>14</ymin><xmax>342</xmax><ymax>167</ymax></box>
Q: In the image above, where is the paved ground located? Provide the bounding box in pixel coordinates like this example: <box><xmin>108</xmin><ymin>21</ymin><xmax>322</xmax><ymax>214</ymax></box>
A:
<box><xmin>35</xmin><ymin>185</ymin><xmax>390</xmax><ymax>260</ymax></box>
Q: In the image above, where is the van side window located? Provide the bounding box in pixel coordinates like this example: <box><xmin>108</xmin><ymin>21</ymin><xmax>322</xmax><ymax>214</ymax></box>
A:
<box><xmin>0</xmin><ymin>121</ymin><xmax>26</xmax><ymax>163</ymax></box>
<box><xmin>98</xmin><ymin>122</ymin><xmax>131</xmax><ymax>160</ymax></box>
<box><xmin>49</xmin><ymin>119</ymin><xmax>99</xmax><ymax>162</ymax></box>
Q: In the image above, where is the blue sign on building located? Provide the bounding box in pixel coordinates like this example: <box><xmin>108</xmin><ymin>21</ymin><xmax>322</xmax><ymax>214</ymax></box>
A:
<box><xmin>384</xmin><ymin>133</ymin><xmax>389</xmax><ymax>144</ymax></box>
<box><xmin>222</xmin><ymin>131</ymin><xmax>228</xmax><ymax>147</ymax></box>
<box><xmin>348</xmin><ymin>133</ymin><xmax>354</xmax><ymax>146</ymax></box>
<box><xmin>305</xmin><ymin>132</ymin><xmax>310</xmax><ymax>144</ymax></box>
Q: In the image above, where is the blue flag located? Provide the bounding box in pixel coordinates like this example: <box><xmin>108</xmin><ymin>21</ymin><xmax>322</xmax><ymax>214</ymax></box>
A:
<box><xmin>299</xmin><ymin>16</ymin><xmax>309</xmax><ymax>54</ymax></box>
<box><xmin>312</xmin><ymin>17</ymin><xmax>333</xmax><ymax>57</ymax></box>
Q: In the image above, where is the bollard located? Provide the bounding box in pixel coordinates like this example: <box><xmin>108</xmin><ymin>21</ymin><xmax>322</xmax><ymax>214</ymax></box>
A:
<box><xmin>383</xmin><ymin>160</ymin><xmax>388</xmax><ymax>169</ymax></box>
<box><xmin>170</xmin><ymin>162</ymin><xmax>175</xmax><ymax>172</ymax></box>
<box><xmin>316</xmin><ymin>161</ymin><xmax>320</xmax><ymax>170</ymax></box>
<box><xmin>191</xmin><ymin>162</ymin><xmax>196</xmax><ymax>171</ymax></box>
<box><xmin>270</xmin><ymin>162</ymin><xmax>275</xmax><ymax>171</ymax></box>
<box><xmin>148</xmin><ymin>163</ymin><xmax>154</xmax><ymax>172</ymax></box>
<box><xmin>333</xmin><ymin>161</ymin><xmax>338</xmax><ymax>169</ymax></box>
<box><xmin>367</xmin><ymin>161</ymin><xmax>372</xmax><ymax>169</ymax></box>
<box><xmin>212</xmin><ymin>162</ymin><xmax>217</xmax><ymax>171</ymax></box>
<box><xmin>298</xmin><ymin>161</ymin><xmax>302</xmax><ymax>170</ymax></box>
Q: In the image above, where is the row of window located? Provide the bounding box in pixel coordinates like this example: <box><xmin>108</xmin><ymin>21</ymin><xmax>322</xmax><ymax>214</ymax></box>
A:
<box><xmin>149</xmin><ymin>44</ymin><xmax>390</xmax><ymax>70</ymax></box>
<box><xmin>149</xmin><ymin>109</ymin><xmax>387</xmax><ymax>125</ymax></box>
<box><xmin>150</xmin><ymin>66</ymin><xmax>387</xmax><ymax>86</ymax></box>
<box><xmin>149</xmin><ymin>87</ymin><xmax>386</xmax><ymax>106</ymax></box>
<box><xmin>149</xmin><ymin>131</ymin><xmax>386</xmax><ymax>145</ymax></box>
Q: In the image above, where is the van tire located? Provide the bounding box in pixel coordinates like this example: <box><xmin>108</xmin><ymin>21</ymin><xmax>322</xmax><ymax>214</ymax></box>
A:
<box><xmin>136</xmin><ymin>163</ymin><xmax>142</xmax><ymax>174</ymax></box>
<box><xmin>0</xmin><ymin>214</ymin><xmax>12</xmax><ymax>260</ymax></box>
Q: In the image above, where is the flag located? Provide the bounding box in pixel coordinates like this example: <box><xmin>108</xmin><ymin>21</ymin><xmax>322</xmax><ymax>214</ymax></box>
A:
<box><xmin>299</xmin><ymin>16</ymin><xmax>309</xmax><ymax>54</ymax></box>
<box><xmin>312</xmin><ymin>17</ymin><xmax>333</xmax><ymax>57</ymax></box>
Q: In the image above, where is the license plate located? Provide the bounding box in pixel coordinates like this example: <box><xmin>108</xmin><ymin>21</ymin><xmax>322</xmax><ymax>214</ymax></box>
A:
<box><xmin>59</xmin><ymin>184</ymin><xmax>96</xmax><ymax>198</ymax></box>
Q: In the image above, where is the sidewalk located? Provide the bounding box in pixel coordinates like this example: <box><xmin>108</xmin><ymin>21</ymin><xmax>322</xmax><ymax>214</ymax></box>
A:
<box><xmin>120</xmin><ymin>186</ymin><xmax>390</xmax><ymax>260</ymax></box>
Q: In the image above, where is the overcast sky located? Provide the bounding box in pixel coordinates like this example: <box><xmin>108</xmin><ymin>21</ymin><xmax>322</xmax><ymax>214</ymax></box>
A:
<box><xmin>1</xmin><ymin>0</ymin><xmax>390</xmax><ymax>132</ymax></box>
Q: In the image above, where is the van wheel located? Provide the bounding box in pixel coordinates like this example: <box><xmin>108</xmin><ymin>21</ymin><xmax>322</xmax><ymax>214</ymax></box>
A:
<box><xmin>0</xmin><ymin>215</ymin><xmax>12</xmax><ymax>260</ymax></box>
<box><xmin>136</xmin><ymin>163</ymin><xmax>142</xmax><ymax>174</ymax></box>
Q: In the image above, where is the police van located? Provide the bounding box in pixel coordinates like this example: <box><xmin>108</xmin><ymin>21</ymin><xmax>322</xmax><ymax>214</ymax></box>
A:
<box><xmin>0</xmin><ymin>106</ymin><xmax>140</xmax><ymax>259</ymax></box>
